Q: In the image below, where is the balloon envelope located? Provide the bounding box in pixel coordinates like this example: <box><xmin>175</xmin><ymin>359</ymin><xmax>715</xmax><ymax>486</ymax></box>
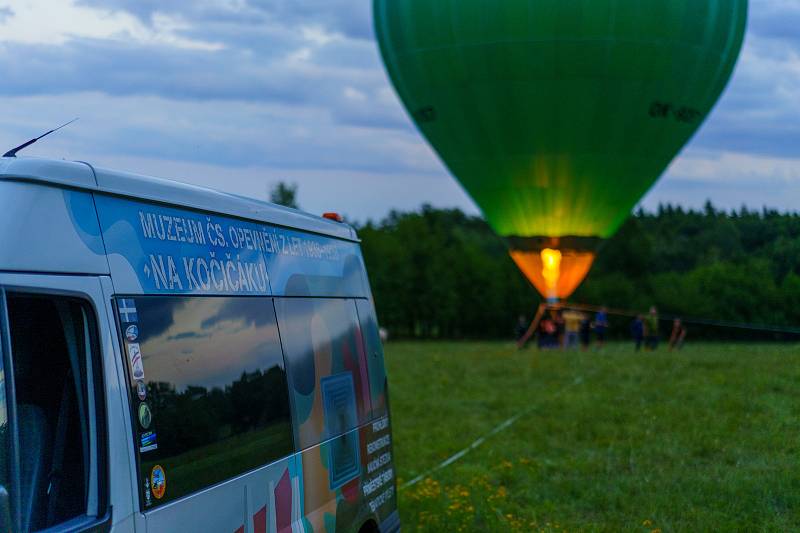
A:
<box><xmin>375</xmin><ymin>0</ymin><xmax>747</xmax><ymax>299</ymax></box>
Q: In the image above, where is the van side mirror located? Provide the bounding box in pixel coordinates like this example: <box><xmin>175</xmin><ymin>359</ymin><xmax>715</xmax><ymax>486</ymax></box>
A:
<box><xmin>0</xmin><ymin>485</ymin><xmax>11</xmax><ymax>533</ymax></box>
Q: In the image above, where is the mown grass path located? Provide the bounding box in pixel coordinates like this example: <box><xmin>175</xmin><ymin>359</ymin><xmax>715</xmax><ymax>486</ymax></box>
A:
<box><xmin>385</xmin><ymin>342</ymin><xmax>800</xmax><ymax>532</ymax></box>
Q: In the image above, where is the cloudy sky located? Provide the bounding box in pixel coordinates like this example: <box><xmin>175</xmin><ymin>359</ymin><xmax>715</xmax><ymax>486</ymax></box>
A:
<box><xmin>0</xmin><ymin>0</ymin><xmax>798</xmax><ymax>222</ymax></box>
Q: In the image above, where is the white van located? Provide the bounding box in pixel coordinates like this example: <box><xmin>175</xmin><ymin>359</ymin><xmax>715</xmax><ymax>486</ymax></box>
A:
<box><xmin>0</xmin><ymin>156</ymin><xmax>399</xmax><ymax>533</ymax></box>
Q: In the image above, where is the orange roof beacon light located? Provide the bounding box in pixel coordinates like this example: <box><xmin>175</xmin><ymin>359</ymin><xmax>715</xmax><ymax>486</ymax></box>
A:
<box><xmin>322</xmin><ymin>212</ymin><xmax>344</xmax><ymax>223</ymax></box>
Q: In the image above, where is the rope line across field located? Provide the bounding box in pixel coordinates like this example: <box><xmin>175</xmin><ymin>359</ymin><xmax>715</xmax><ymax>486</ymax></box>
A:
<box><xmin>400</xmin><ymin>374</ymin><xmax>588</xmax><ymax>490</ymax></box>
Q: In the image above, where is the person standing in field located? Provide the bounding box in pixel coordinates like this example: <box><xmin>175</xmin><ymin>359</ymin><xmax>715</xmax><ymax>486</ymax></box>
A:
<box><xmin>669</xmin><ymin>318</ymin><xmax>687</xmax><ymax>351</ymax></box>
<box><xmin>553</xmin><ymin>309</ymin><xmax>566</xmax><ymax>348</ymax></box>
<box><xmin>539</xmin><ymin>314</ymin><xmax>557</xmax><ymax>349</ymax></box>
<box><xmin>631</xmin><ymin>314</ymin><xmax>644</xmax><ymax>351</ymax></box>
<box><xmin>516</xmin><ymin>315</ymin><xmax>528</xmax><ymax>343</ymax></box>
<box><xmin>644</xmin><ymin>306</ymin><xmax>660</xmax><ymax>351</ymax></box>
<box><xmin>563</xmin><ymin>309</ymin><xmax>584</xmax><ymax>350</ymax></box>
<box><xmin>594</xmin><ymin>307</ymin><xmax>609</xmax><ymax>349</ymax></box>
<box><xmin>579</xmin><ymin>314</ymin><xmax>592</xmax><ymax>351</ymax></box>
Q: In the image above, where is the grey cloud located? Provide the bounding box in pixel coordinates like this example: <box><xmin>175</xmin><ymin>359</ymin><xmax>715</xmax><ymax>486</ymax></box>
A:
<box><xmin>0</xmin><ymin>39</ymin><xmax>312</xmax><ymax>103</ymax></box>
<box><xmin>250</xmin><ymin>0</ymin><xmax>374</xmax><ymax>40</ymax></box>
<box><xmin>200</xmin><ymin>299</ymin><xmax>276</xmax><ymax>330</ymax></box>
<box><xmin>669</xmin><ymin>2</ymin><xmax>800</xmax><ymax>160</ymax></box>
<box><xmin>688</xmin><ymin>33</ymin><xmax>800</xmax><ymax>160</ymax></box>
<box><xmin>134</xmin><ymin>297</ymin><xmax>186</xmax><ymax>344</ymax></box>
<box><xmin>0</xmin><ymin>6</ymin><xmax>12</xmax><ymax>22</ymax></box>
<box><xmin>167</xmin><ymin>331</ymin><xmax>211</xmax><ymax>341</ymax></box>
<box><xmin>78</xmin><ymin>0</ymin><xmax>374</xmax><ymax>40</ymax></box>
<box><xmin>0</xmin><ymin>90</ymin><xmax>431</xmax><ymax>176</ymax></box>
<box><xmin>77</xmin><ymin>0</ymin><xmax>249</xmax><ymax>24</ymax></box>
<box><xmin>0</xmin><ymin>23</ymin><xmax>412</xmax><ymax>134</ymax></box>
<box><xmin>3</xmin><ymin>0</ymin><xmax>800</xmax><ymax>221</ymax></box>
<box><xmin>749</xmin><ymin>0</ymin><xmax>800</xmax><ymax>45</ymax></box>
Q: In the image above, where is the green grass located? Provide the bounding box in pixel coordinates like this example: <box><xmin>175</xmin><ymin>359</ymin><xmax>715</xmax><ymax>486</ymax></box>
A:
<box><xmin>385</xmin><ymin>342</ymin><xmax>800</xmax><ymax>532</ymax></box>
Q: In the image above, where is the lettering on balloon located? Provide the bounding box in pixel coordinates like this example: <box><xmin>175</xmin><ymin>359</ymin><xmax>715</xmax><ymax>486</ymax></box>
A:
<box><xmin>649</xmin><ymin>101</ymin><xmax>701</xmax><ymax>124</ymax></box>
<box><xmin>413</xmin><ymin>106</ymin><xmax>437</xmax><ymax>123</ymax></box>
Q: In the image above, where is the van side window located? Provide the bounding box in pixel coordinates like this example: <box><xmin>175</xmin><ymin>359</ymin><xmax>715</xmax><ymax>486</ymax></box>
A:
<box><xmin>274</xmin><ymin>298</ymin><xmax>371</xmax><ymax>449</ymax></box>
<box><xmin>116</xmin><ymin>297</ymin><xmax>293</xmax><ymax>509</ymax></box>
<box><xmin>4</xmin><ymin>294</ymin><xmax>104</xmax><ymax>531</ymax></box>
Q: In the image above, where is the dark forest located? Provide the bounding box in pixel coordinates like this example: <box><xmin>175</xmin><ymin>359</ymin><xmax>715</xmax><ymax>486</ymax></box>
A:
<box><xmin>357</xmin><ymin>202</ymin><xmax>800</xmax><ymax>340</ymax></box>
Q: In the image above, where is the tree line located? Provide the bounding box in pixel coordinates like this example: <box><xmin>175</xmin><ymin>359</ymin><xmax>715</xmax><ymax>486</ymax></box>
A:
<box><xmin>267</xmin><ymin>184</ymin><xmax>800</xmax><ymax>339</ymax></box>
<box><xmin>358</xmin><ymin>207</ymin><xmax>536</xmax><ymax>338</ymax></box>
<box><xmin>147</xmin><ymin>367</ymin><xmax>290</xmax><ymax>457</ymax></box>
<box><xmin>356</xmin><ymin>202</ymin><xmax>800</xmax><ymax>340</ymax></box>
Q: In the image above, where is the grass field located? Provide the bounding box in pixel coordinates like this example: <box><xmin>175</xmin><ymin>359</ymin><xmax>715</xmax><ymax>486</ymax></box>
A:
<box><xmin>384</xmin><ymin>342</ymin><xmax>800</xmax><ymax>532</ymax></box>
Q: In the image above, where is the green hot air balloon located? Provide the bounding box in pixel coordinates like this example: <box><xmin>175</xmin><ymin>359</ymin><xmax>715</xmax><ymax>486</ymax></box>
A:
<box><xmin>375</xmin><ymin>0</ymin><xmax>747</xmax><ymax>300</ymax></box>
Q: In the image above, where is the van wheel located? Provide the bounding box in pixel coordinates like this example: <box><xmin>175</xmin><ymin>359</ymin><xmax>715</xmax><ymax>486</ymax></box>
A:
<box><xmin>359</xmin><ymin>519</ymin><xmax>379</xmax><ymax>533</ymax></box>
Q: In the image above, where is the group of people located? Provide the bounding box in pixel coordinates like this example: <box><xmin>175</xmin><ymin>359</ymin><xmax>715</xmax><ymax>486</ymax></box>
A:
<box><xmin>630</xmin><ymin>307</ymin><xmax>687</xmax><ymax>351</ymax></box>
<box><xmin>517</xmin><ymin>307</ymin><xmax>609</xmax><ymax>351</ymax></box>
<box><xmin>517</xmin><ymin>305</ymin><xmax>688</xmax><ymax>351</ymax></box>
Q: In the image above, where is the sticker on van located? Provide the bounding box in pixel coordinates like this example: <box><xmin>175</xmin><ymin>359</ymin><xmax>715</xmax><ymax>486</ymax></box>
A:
<box><xmin>140</xmin><ymin>431</ymin><xmax>158</xmax><ymax>453</ymax></box>
<box><xmin>151</xmin><ymin>465</ymin><xmax>166</xmax><ymax>499</ymax></box>
<box><xmin>119</xmin><ymin>298</ymin><xmax>139</xmax><ymax>322</ymax></box>
<box><xmin>127</xmin><ymin>343</ymin><xmax>145</xmax><ymax>380</ymax></box>
<box><xmin>136</xmin><ymin>380</ymin><xmax>147</xmax><ymax>401</ymax></box>
<box><xmin>138</xmin><ymin>402</ymin><xmax>153</xmax><ymax>429</ymax></box>
<box><xmin>144</xmin><ymin>478</ymin><xmax>152</xmax><ymax>507</ymax></box>
<box><xmin>125</xmin><ymin>324</ymin><xmax>139</xmax><ymax>341</ymax></box>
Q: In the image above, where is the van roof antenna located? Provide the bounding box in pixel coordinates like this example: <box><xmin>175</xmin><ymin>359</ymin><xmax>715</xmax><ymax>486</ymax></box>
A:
<box><xmin>3</xmin><ymin>118</ymin><xmax>80</xmax><ymax>158</ymax></box>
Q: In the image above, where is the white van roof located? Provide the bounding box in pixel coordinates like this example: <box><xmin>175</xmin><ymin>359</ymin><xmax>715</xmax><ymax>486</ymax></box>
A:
<box><xmin>0</xmin><ymin>156</ymin><xmax>358</xmax><ymax>242</ymax></box>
